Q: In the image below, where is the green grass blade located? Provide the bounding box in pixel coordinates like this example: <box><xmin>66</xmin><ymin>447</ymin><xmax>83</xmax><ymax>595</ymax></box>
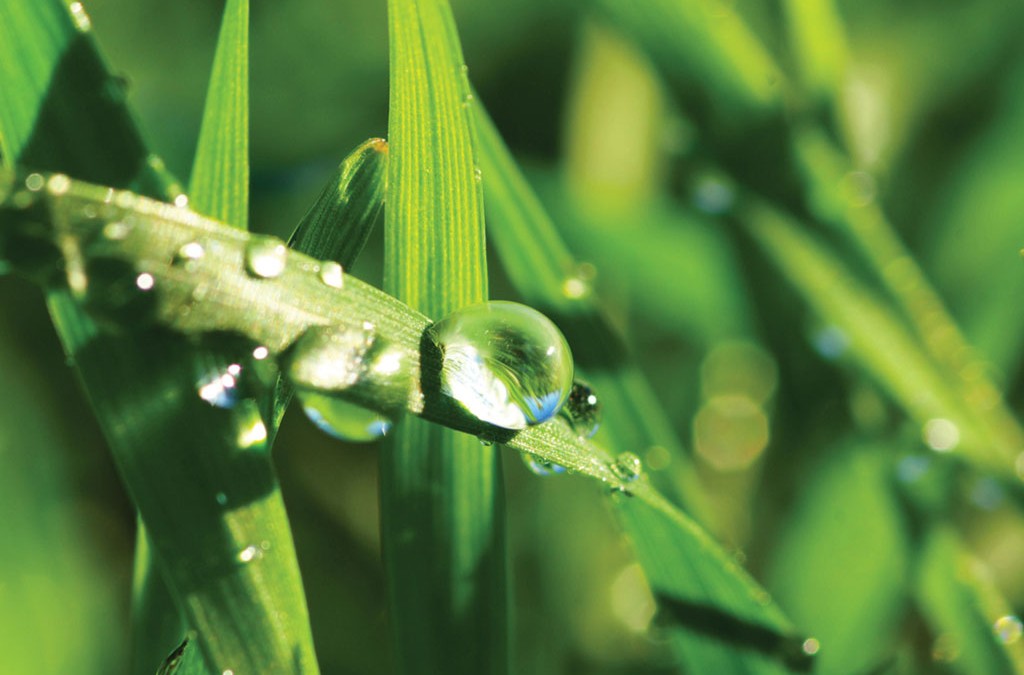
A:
<box><xmin>592</xmin><ymin>0</ymin><xmax>783</xmax><ymax>123</ymax></box>
<box><xmin>916</xmin><ymin>525</ymin><xmax>1024</xmax><ymax>674</ymax></box>
<box><xmin>188</xmin><ymin>0</ymin><xmax>249</xmax><ymax>228</ymax></box>
<box><xmin>741</xmin><ymin>199</ymin><xmax>1007</xmax><ymax>474</ymax></box>
<box><xmin>765</xmin><ymin>441</ymin><xmax>911</xmax><ymax>674</ymax></box>
<box><xmin>3</xmin><ymin>172</ymin><xmax>810</xmax><ymax>673</ymax></box>
<box><xmin>287</xmin><ymin>138</ymin><xmax>388</xmax><ymax>266</ymax></box>
<box><xmin>132</xmin><ymin>523</ymin><xmax>188</xmax><ymax>675</ymax></box>
<box><xmin>781</xmin><ymin>0</ymin><xmax>848</xmax><ymax>103</ymax></box>
<box><xmin>0</xmin><ymin>3</ymin><xmax>319</xmax><ymax>673</ymax></box>
<box><xmin>473</xmin><ymin>95</ymin><xmax>812</xmax><ymax>672</ymax></box>
<box><xmin>382</xmin><ymin>0</ymin><xmax>505</xmax><ymax>672</ymax></box>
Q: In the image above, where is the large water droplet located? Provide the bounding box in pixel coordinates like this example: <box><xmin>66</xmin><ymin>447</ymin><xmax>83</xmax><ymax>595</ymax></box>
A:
<box><xmin>298</xmin><ymin>391</ymin><xmax>392</xmax><ymax>442</ymax></box>
<box><xmin>68</xmin><ymin>1</ymin><xmax>92</xmax><ymax>31</ymax></box>
<box><xmin>520</xmin><ymin>451</ymin><xmax>567</xmax><ymax>476</ymax></box>
<box><xmin>244</xmin><ymin>236</ymin><xmax>288</xmax><ymax>279</ymax></box>
<box><xmin>318</xmin><ymin>261</ymin><xmax>344</xmax><ymax>289</ymax></box>
<box><xmin>561</xmin><ymin>379</ymin><xmax>601</xmax><ymax>438</ymax></box>
<box><xmin>429</xmin><ymin>301</ymin><xmax>574</xmax><ymax>430</ymax></box>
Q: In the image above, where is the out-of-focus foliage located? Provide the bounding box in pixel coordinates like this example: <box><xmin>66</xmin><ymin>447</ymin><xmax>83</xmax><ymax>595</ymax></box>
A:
<box><xmin>3</xmin><ymin>0</ymin><xmax>1024</xmax><ymax>673</ymax></box>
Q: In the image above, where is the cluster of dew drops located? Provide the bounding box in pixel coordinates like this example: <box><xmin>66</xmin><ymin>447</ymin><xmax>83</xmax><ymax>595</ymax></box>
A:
<box><xmin>5</xmin><ymin>168</ymin><xmax>647</xmax><ymax>495</ymax></box>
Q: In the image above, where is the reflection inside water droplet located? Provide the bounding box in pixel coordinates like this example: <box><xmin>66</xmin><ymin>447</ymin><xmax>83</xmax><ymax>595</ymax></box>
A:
<box><xmin>610</xmin><ymin>451</ymin><xmax>643</xmax><ymax>483</ymax></box>
<box><xmin>520</xmin><ymin>451</ymin><xmax>566</xmax><ymax>476</ymax></box>
<box><xmin>429</xmin><ymin>301</ymin><xmax>574</xmax><ymax>430</ymax></box>
<box><xmin>561</xmin><ymin>380</ymin><xmax>601</xmax><ymax>438</ymax></box>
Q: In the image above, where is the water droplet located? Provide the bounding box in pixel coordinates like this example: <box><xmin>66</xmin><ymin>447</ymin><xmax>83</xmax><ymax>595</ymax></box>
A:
<box><xmin>68</xmin><ymin>1</ymin><xmax>92</xmax><ymax>31</ymax></box>
<box><xmin>235</xmin><ymin>406</ymin><xmax>268</xmax><ymax>450</ymax></box>
<box><xmin>298</xmin><ymin>391</ymin><xmax>392</xmax><ymax>442</ymax></box>
<box><xmin>995</xmin><ymin>615</ymin><xmax>1023</xmax><ymax>644</ymax></box>
<box><xmin>923</xmin><ymin>418</ymin><xmax>959</xmax><ymax>452</ymax></box>
<box><xmin>173</xmin><ymin>194</ymin><xmax>190</xmax><ymax>208</ymax></box>
<box><xmin>610</xmin><ymin>451</ymin><xmax>643</xmax><ymax>483</ymax></box>
<box><xmin>135</xmin><ymin>273</ymin><xmax>155</xmax><ymax>291</ymax></box>
<box><xmin>428</xmin><ymin>301</ymin><xmax>574</xmax><ymax>430</ymax></box>
<box><xmin>175</xmin><ymin>241</ymin><xmax>205</xmax><ymax>266</ymax></box>
<box><xmin>561</xmin><ymin>262</ymin><xmax>596</xmax><ymax>300</ymax></box>
<box><xmin>237</xmin><ymin>545</ymin><xmax>263</xmax><ymax>563</ymax></box>
<box><xmin>102</xmin><ymin>220</ymin><xmax>131</xmax><ymax>242</ymax></box>
<box><xmin>473</xmin><ymin>166</ymin><xmax>483</xmax><ymax>184</ymax></box>
<box><xmin>810</xmin><ymin>324</ymin><xmax>849</xmax><ymax>360</ymax></box>
<box><xmin>801</xmin><ymin>638</ymin><xmax>820</xmax><ymax>655</ymax></box>
<box><xmin>692</xmin><ymin>173</ymin><xmax>735</xmax><ymax>215</ymax></box>
<box><xmin>215</xmin><ymin>492</ymin><xmax>228</xmax><ymax>506</ymax></box>
<box><xmin>252</xmin><ymin>345</ymin><xmax>270</xmax><ymax>360</ymax></box>
<box><xmin>520</xmin><ymin>451</ymin><xmax>567</xmax><ymax>476</ymax></box>
<box><xmin>47</xmin><ymin>174</ymin><xmax>71</xmax><ymax>195</ymax></box>
<box><xmin>24</xmin><ymin>173</ymin><xmax>45</xmax><ymax>192</ymax></box>
<box><xmin>561</xmin><ymin>380</ymin><xmax>601</xmax><ymax>438</ymax></box>
<box><xmin>244</xmin><ymin>236</ymin><xmax>288</xmax><ymax>279</ymax></box>
<box><xmin>222</xmin><ymin>670</ymin><xmax>235</xmax><ymax>675</ymax></box>
<box><xmin>318</xmin><ymin>261</ymin><xmax>344</xmax><ymax>289</ymax></box>
<box><xmin>286</xmin><ymin>324</ymin><xmax>375</xmax><ymax>393</ymax></box>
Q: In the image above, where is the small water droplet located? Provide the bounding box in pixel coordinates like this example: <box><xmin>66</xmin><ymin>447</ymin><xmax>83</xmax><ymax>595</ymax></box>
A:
<box><xmin>692</xmin><ymin>173</ymin><xmax>735</xmax><ymax>215</ymax></box>
<box><xmin>173</xmin><ymin>194</ymin><xmax>190</xmax><ymax>208</ymax></box>
<box><xmin>561</xmin><ymin>380</ymin><xmax>601</xmax><ymax>438</ymax></box>
<box><xmin>995</xmin><ymin>615</ymin><xmax>1023</xmax><ymax>644</ymax></box>
<box><xmin>244</xmin><ymin>236</ymin><xmax>288</xmax><ymax>279</ymax></box>
<box><xmin>318</xmin><ymin>261</ymin><xmax>344</xmax><ymax>289</ymax></box>
<box><xmin>429</xmin><ymin>301</ymin><xmax>574</xmax><ymax>430</ymax></box>
<box><xmin>810</xmin><ymin>325</ymin><xmax>849</xmax><ymax>360</ymax></box>
<box><xmin>236</xmin><ymin>413</ymin><xmax>268</xmax><ymax>450</ymax></box>
<box><xmin>24</xmin><ymin>173</ymin><xmax>45</xmax><ymax>192</ymax></box>
<box><xmin>478</xmin><ymin>437</ymin><xmax>494</xmax><ymax>447</ymax></box>
<box><xmin>561</xmin><ymin>262</ymin><xmax>596</xmax><ymax>300</ymax></box>
<box><xmin>610</xmin><ymin>451</ymin><xmax>643</xmax><ymax>483</ymax></box>
<box><xmin>473</xmin><ymin>166</ymin><xmax>483</xmax><ymax>184</ymax></box>
<box><xmin>520</xmin><ymin>451</ymin><xmax>567</xmax><ymax>476</ymax></box>
<box><xmin>222</xmin><ymin>670</ymin><xmax>235</xmax><ymax>675</ymax></box>
<box><xmin>801</xmin><ymin>638</ymin><xmax>820</xmax><ymax>655</ymax></box>
<box><xmin>175</xmin><ymin>241</ymin><xmax>205</xmax><ymax>266</ymax></box>
<box><xmin>252</xmin><ymin>345</ymin><xmax>270</xmax><ymax>360</ymax></box>
<box><xmin>299</xmin><ymin>391</ymin><xmax>392</xmax><ymax>442</ymax></box>
<box><xmin>135</xmin><ymin>273</ymin><xmax>155</xmax><ymax>291</ymax></box>
<box><xmin>47</xmin><ymin>174</ymin><xmax>71</xmax><ymax>195</ymax></box>
<box><xmin>69</xmin><ymin>1</ymin><xmax>92</xmax><ymax>31</ymax></box>
<box><xmin>215</xmin><ymin>492</ymin><xmax>228</xmax><ymax>506</ymax></box>
<box><xmin>238</xmin><ymin>545</ymin><xmax>262</xmax><ymax>563</ymax></box>
<box><xmin>923</xmin><ymin>418</ymin><xmax>959</xmax><ymax>452</ymax></box>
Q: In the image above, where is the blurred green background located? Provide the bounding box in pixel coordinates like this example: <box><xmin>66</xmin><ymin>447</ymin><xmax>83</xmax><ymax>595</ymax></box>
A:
<box><xmin>3</xmin><ymin>0</ymin><xmax>1024</xmax><ymax>673</ymax></box>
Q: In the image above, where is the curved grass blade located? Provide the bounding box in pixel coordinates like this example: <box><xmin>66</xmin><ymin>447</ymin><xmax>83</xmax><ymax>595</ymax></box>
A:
<box><xmin>0</xmin><ymin>2</ymin><xmax>319</xmax><ymax>673</ymax></box>
<box><xmin>740</xmin><ymin>198</ymin><xmax>1009</xmax><ymax>475</ymax></box>
<box><xmin>382</xmin><ymin>0</ymin><xmax>506</xmax><ymax>672</ymax></box>
<box><xmin>472</xmin><ymin>95</ymin><xmax>814</xmax><ymax>672</ymax></box>
<box><xmin>2</xmin><ymin>170</ymin><xmax>807</xmax><ymax>673</ymax></box>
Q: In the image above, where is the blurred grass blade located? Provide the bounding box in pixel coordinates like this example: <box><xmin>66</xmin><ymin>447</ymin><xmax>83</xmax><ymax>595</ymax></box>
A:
<box><xmin>781</xmin><ymin>0</ymin><xmax>848</xmax><ymax>104</ymax></box>
<box><xmin>189</xmin><ymin>0</ymin><xmax>249</xmax><ymax>228</ymax></box>
<box><xmin>592</xmin><ymin>0</ymin><xmax>783</xmax><ymax>124</ymax></box>
<box><xmin>617</xmin><ymin>493</ymin><xmax>808</xmax><ymax>673</ymax></box>
<box><xmin>137</xmin><ymin>0</ymin><xmax>252</xmax><ymax>668</ymax></box>
<box><xmin>382</xmin><ymin>1</ymin><xmax>505</xmax><ymax>674</ymax></box>
<box><xmin>0</xmin><ymin>2</ymin><xmax>320</xmax><ymax>673</ymax></box>
<box><xmin>765</xmin><ymin>442</ymin><xmax>911</xmax><ymax>674</ymax></box>
<box><xmin>473</xmin><ymin>96</ymin><xmax>810</xmax><ymax>672</ymax></box>
<box><xmin>792</xmin><ymin>129</ymin><xmax>1024</xmax><ymax>470</ymax></box>
<box><xmin>916</xmin><ymin>525</ymin><xmax>1024</xmax><ymax>674</ymax></box>
<box><xmin>287</xmin><ymin>138</ymin><xmax>388</xmax><ymax>266</ymax></box>
<box><xmin>741</xmin><ymin>199</ymin><xmax>1011</xmax><ymax>475</ymax></box>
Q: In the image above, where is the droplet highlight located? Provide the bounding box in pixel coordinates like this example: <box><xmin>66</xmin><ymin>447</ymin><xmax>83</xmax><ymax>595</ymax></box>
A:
<box><xmin>995</xmin><ymin>615</ymin><xmax>1023</xmax><ymax>645</ymax></box>
<box><xmin>244</xmin><ymin>236</ymin><xmax>288</xmax><ymax>279</ymax></box>
<box><xmin>429</xmin><ymin>301</ymin><xmax>574</xmax><ymax>430</ymax></box>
